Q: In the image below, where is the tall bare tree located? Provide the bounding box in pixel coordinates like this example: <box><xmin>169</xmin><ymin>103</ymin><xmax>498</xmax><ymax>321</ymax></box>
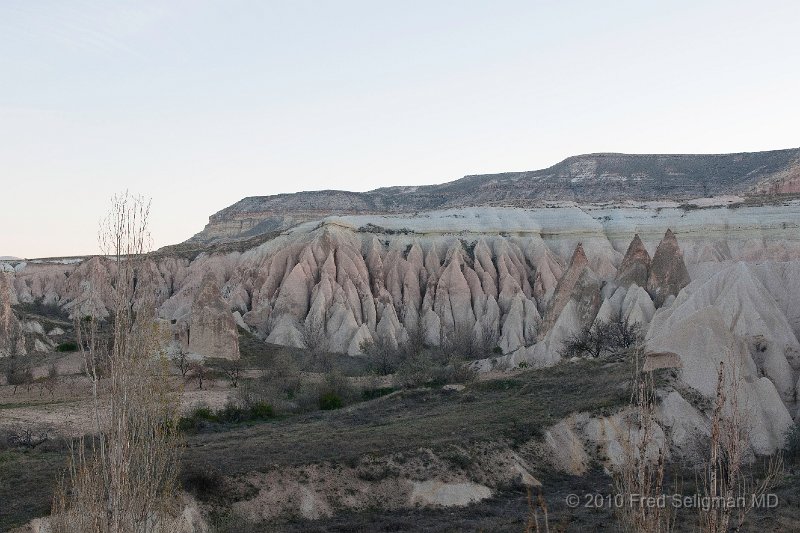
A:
<box><xmin>52</xmin><ymin>193</ymin><xmax>182</xmax><ymax>532</ymax></box>
<box><xmin>699</xmin><ymin>360</ymin><xmax>783</xmax><ymax>533</ymax></box>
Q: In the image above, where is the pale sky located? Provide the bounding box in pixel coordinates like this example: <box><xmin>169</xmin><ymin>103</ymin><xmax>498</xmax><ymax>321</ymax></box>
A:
<box><xmin>2</xmin><ymin>0</ymin><xmax>799</xmax><ymax>258</ymax></box>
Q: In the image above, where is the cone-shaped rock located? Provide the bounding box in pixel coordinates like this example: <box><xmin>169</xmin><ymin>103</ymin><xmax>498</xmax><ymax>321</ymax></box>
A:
<box><xmin>540</xmin><ymin>243</ymin><xmax>600</xmax><ymax>336</ymax></box>
<box><xmin>647</xmin><ymin>229</ymin><xmax>690</xmax><ymax>307</ymax></box>
<box><xmin>615</xmin><ymin>234</ymin><xmax>651</xmax><ymax>287</ymax></box>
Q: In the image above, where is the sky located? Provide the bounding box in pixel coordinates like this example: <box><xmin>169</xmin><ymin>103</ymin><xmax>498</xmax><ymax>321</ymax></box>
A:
<box><xmin>1</xmin><ymin>0</ymin><xmax>799</xmax><ymax>258</ymax></box>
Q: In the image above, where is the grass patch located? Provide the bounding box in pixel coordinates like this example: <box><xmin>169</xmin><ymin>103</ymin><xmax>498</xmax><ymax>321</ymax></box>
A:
<box><xmin>178</xmin><ymin>402</ymin><xmax>276</xmax><ymax>433</ymax></box>
<box><xmin>318</xmin><ymin>392</ymin><xmax>343</xmax><ymax>410</ymax></box>
<box><xmin>184</xmin><ymin>357</ymin><xmax>632</xmax><ymax>474</ymax></box>
<box><xmin>0</xmin><ymin>445</ymin><xmax>66</xmax><ymax>531</ymax></box>
<box><xmin>361</xmin><ymin>386</ymin><xmax>396</xmax><ymax>401</ymax></box>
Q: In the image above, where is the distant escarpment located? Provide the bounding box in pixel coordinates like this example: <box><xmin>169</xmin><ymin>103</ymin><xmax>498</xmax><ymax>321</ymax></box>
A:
<box><xmin>189</xmin><ymin>148</ymin><xmax>800</xmax><ymax>245</ymax></box>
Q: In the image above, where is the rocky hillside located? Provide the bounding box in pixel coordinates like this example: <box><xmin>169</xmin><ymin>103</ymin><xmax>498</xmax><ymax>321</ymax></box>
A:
<box><xmin>4</xmin><ymin>200</ymin><xmax>800</xmax><ymax>448</ymax></box>
<box><xmin>2</xmin><ymin>149</ymin><xmax>800</xmax><ymax>472</ymax></box>
<box><xmin>189</xmin><ymin>148</ymin><xmax>800</xmax><ymax>244</ymax></box>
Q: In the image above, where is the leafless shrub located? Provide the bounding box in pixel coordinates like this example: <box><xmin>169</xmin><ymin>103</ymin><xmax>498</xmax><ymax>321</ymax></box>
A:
<box><xmin>561</xmin><ymin>311</ymin><xmax>642</xmax><ymax>359</ymax></box>
<box><xmin>237</xmin><ymin>351</ymin><xmax>301</xmax><ymax>413</ymax></box>
<box><xmin>614</xmin><ymin>346</ymin><xmax>673</xmax><ymax>533</ymax></box>
<box><xmin>392</xmin><ymin>348</ymin><xmax>475</xmax><ymax>388</ymax></box>
<box><xmin>51</xmin><ymin>192</ymin><xmax>182</xmax><ymax>532</ymax></box>
<box><xmin>525</xmin><ymin>486</ymin><xmax>550</xmax><ymax>533</ymax></box>
<box><xmin>7</xmin><ymin>427</ymin><xmax>49</xmax><ymax>449</ymax></box>
<box><xmin>291</xmin><ymin>370</ymin><xmax>358</xmax><ymax>412</ymax></box>
<box><xmin>441</xmin><ymin>321</ymin><xmax>497</xmax><ymax>360</ymax></box>
<box><xmin>360</xmin><ymin>336</ymin><xmax>405</xmax><ymax>375</ymax></box>
<box><xmin>36</xmin><ymin>364</ymin><xmax>58</xmax><ymax>397</ymax></box>
<box><xmin>215</xmin><ymin>359</ymin><xmax>243</xmax><ymax>388</ymax></box>
<box><xmin>404</xmin><ymin>320</ymin><xmax>427</xmax><ymax>358</ymax></box>
<box><xmin>393</xmin><ymin>350</ymin><xmax>437</xmax><ymax>388</ymax></box>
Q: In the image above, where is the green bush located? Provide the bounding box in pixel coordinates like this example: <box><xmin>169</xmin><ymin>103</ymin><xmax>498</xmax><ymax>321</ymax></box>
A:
<box><xmin>319</xmin><ymin>392</ymin><xmax>343</xmax><ymax>410</ymax></box>
<box><xmin>248</xmin><ymin>402</ymin><xmax>274</xmax><ymax>420</ymax></box>
<box><xmin>56</xmin><ymin>342</ymin><xmax>78</xmax><ymax>352</ymax></box>
<box><xmin>177</xmin><ymin>402</ymin><xmax>274</xmax><ymax>433</ymax></box>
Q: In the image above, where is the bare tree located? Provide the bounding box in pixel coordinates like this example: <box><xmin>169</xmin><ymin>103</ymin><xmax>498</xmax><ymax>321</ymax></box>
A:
<box><xmin>360</xmin><ymin>336</ymin><xmax>402</xmax><ymax>375</ymax></box>
<box><xmin>698</xmin><ymin>360</ymin><xmax>783</xmax><ymax>533</ymax></box>
<box><xmin>52</xmin><ymin>192</ymin><xmax>182</xmax><ymax>532</ymax></box>
<box><xmin>7</xmin><ymin>426</ymin><xmax>49</xmax><ymax>448</ymax></box>
<box><xmin>404</xmin><ymin>320</ymin><xmax>427</xmax><ymax>359</ymax></box>
<box><xmin>174</xmin><ymin>347</ymin><xmax>191</xmax><ymax>378</ymax></box>
<box><xmin>37</xmin><ymin>364</ymin><xmax>58</xmax><ymax>398</ymax></box>
<box><xmin>190</xmin><ymin>361</ymin><xmax>206</xmax><ymax>390</ymax></box>
<box><xmin>215</xmin><ymin>359</ymin><xmax>242</xmax><ymax>388</ymax></box>
<box><xmin>301</xmin><ymin>315</ymin><xmax>332</xmax><ymax>371</ymax></box>
<box><xmin>6</xmin><ymin>355</ymin><xmax>33</xmax><ymax>395</ymax></box>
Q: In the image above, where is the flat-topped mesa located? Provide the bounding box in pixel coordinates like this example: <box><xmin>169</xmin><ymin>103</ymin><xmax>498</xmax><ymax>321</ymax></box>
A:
<box><xmin>647</xmin><ymin>229</ymin><xmax>690</xmax><ymax>307</ymax></box>
<box><xmin>615</xmin><ymin>234</ymin><xmax>651</xmax><ymax>288</ymax></box>
<box><xmin>186</xmin><ymin>147</ymin><xmax>800</xmax><ymax>245</ymax></box>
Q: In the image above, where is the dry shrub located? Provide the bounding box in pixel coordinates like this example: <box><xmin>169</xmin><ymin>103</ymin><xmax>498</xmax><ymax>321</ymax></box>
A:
<box><xmin>614</xmin><ymin>347</ymin><xmax>673</xmax><ymax>533</ymax></box>
<box><xmin>236</xmin><ymin>351</ymin><xmax>301</xmax><ymax>414</ymax></box>
<box><xmin>698</xmin><ymin>360</ymin><xmax>783</xmax><ymax>533</ymax></box>
<box><xmin>561</xmin><ymin>311</ymin><xmax>642</xmax><ymax>359</ymax></box>
<box><xmin>525</xmin><ymin>486</ymin><xmax>550</xmax><ymax>533</ymax></box>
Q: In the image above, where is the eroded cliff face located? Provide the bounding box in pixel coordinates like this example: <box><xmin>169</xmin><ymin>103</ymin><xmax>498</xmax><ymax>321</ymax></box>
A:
<box><xmin>3</xmin><ymin>201</ymin><xmax>800</xmax><ymax>457</ymax></box>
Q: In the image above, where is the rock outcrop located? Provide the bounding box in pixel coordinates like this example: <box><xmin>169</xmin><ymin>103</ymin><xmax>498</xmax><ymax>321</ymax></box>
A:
<box><xmin>648</xmin><ymin>262</ymin><xmax>800</xmax><ymax>402</ymax></box>
<box><xmin>647</xmin><ymin>229</ymin><xmax>690</xmax><ymax>307</ymax></box>
<box><xmin>647</xmin><ymin>307</ymin><xmax>793</xmax><ymax>455</ymax></box>
<box><xmin>540</xmin><ymin>243</ymin><xmax>602</xmax><ymax>338</ymax></box>
<box><xmin>615</xmin><ymin>234</ymin><xmax>651</xmax><ymax>288</ymax></box>
<box><xmin>0</xmin><ymin>273</ymin><xmax>24</xmax><ymax>356</ymax></box>
<box><xmin>188</xmin><ymin>275</ymin><xmax>240</xmax><ymax>360</ymax></box>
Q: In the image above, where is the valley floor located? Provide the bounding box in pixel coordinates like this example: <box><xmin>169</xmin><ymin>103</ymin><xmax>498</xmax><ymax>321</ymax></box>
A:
<box><xmin>3</xmin><ymin>351</ymin><xmax>798</xmax><ymax>532</ymax></box>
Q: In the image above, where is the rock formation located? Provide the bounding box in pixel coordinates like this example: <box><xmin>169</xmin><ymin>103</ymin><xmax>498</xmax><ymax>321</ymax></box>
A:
<box><xmin>647</xmin><ymin>229</ymin><xmax>690</xmax><ymax>307</ymax></box>
<box><xmin>615</xmin><ymin>234</ymin><xmax>651</xmax><ymax>288</ymax></box>
<box><xmin>188</xmin><ymin>275</ymin><xmax>240</xmax><ymax>360</ymax></box>
<box><xmin>0</xmin><ymin>273</ymin><xmax>24</xmax><ymax>356</ymax></box>
<box><xmin>540</xmin><ymin>243</ymin><xmax>601</xmax><ymax>338</ymax></box>
<box><xmin>186</xmin><ymin>148</ymin><xmax>800</xmax><ymax>245</ymax></box>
